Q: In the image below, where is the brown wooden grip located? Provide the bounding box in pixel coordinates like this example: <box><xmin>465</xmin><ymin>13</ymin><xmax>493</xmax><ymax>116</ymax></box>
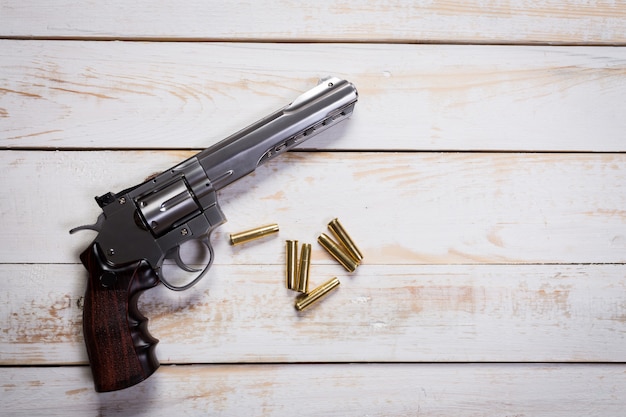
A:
<box><xmin>80</xmin><ymin>243</ymin><xmax>160</xmax><ymax>392</ymax></box>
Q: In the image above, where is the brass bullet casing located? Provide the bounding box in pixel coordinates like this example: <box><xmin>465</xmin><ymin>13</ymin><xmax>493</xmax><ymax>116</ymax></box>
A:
<box><xmin>285</xmin><ymin>240</ymin><xmax>298</xmax><ymax>290</ymax></box>
<box><xmin>328</xmin><ymin>218</ymin><xmax>363</xmax><ymax>262</ymax></box>
<box><xmin>295</xmin><ymin>277</ymin><xmax>341</xmax><ymax>311</ymax></box>
<box><xmin>318</xmin><ymin>233</ymin><xmax>358</xmax><ymax>272</ymax></box>
<box><xmin>296</xmin><ymin>243</ymin><xmax>312</xmax><ymax>293</ymax></box>
<box><xmin>229</xmin><ymin>223</ymin><xmax>279</xmax><ymax>245</ymax></box>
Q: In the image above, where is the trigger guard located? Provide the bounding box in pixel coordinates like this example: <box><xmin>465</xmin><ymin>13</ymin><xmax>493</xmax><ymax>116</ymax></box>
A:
<box><xmin>171</xmin><ymin>246</ymin><xmax>202</xmax><ymax>273</ymax></box>
<box><xmin>159</xmin><ymin>235</ymin><xmax>216</xmax><ymax>292</ymax></box>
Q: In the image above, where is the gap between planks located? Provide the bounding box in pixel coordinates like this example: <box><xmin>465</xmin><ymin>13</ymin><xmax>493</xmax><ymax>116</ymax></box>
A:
<box><xmin>3</xmin><ymin>36</ymin><xmax>625</xmax><ymax>47</ymax></box>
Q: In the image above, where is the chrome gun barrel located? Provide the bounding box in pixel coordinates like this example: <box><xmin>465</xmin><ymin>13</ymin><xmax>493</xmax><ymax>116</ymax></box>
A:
<box><xmin>196</xmin><ymin>77</ymin><xmax>358</xmax><ymax>191</ymax></box>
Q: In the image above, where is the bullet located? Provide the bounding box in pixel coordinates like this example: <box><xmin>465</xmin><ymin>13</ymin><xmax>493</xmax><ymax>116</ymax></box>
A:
<box><xmin>295</xmin><ymin>277</ymin><xmax>341</xmax><ymax>311</ymax></box>
<box><xmin>229</xmin><ymin>223</ymin><xmax>279</xmax><ymax>245</ymax></box>
<box><xmin>296</xmin><ymin>243</ymin><xmax>312</xmax><ymax>293</ymax></box>
<box><xmin>328</xmin><ymin>218</ymin><xmax>363</xmax><ymax>262</ymax></box>
<box><xmin>285</xmin><ymin>240</ymin><xmax>298</xmax><ymax>290</ymax></box>
<box><xmin>318</xmin><ymin>233</ymin><xmax>358</xmax><ymax>272</ymax></box>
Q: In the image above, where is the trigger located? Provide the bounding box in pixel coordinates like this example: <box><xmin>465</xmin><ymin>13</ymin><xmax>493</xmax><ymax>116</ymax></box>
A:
<box><xmin>172</xmin><ymin>246</ymin><xmax>202</xmax><ymax>273</ymax></box>
<box><xmin>160</xmin><ymin>234</ymin><xmax>216</xmax><ymax>292</ymax></box>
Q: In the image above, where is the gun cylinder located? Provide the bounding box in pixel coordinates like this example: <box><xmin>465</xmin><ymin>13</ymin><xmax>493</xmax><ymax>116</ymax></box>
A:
<box><xmin>285</xmin><ymin>240</ymin><xmax>298</xmax><ymax>290</ymax></box>
<box><xmin>296</xmin><ymin>243</ymin><xmax>312</xmax><ymax>293</ymax></box>
<box><xmin>229</xmin><ymin>223</ymin><xmax>279</xmax><ymax>245</ymax></box>
<box><xmin>318</xmin><ymin>233</ymin><xmax>359</xmax><ymax>272</ymax></box>
<box><xmin>295</xmin><ymin>277</ymin><xmax>341</xmax><ymax>311</ymax></box>
<box><xmin>328</xmin><ymin>218</ymin><xmax>363</xmax><ymax>262</ymax></box>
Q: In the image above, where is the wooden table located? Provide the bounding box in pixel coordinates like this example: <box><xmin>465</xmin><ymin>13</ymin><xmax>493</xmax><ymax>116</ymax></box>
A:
<box><xmin>2</xmin><ymin>2</ymin><xmax>626</xmax><ymax>415</ymax></box>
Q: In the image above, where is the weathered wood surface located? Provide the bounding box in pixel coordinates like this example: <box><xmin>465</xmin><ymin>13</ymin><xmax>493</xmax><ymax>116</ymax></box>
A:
<box><xmin>2</xmin><ymin>151</ymin><xmax>626</xmax><ymax>264</ymax></box>
<box><xmin>2</xmin><ymin>41</ymin><xmax>625</xmax><ymax>151</ymax></box>
<box><xmin>2</xmin><ymin>263</ymin><xmax>626</xmax><ymax>365</ymax></box>
<box><xmin>2</xmin><ymin>1</ymin><xmax>626</xmax><ymax>415</ymax></box>
<box><xmin>1</xmin><ymin>1</ymin><xmax>625</xmax><ymax>44</ymax></box>
<box><xmin>3</xmin><ymin>364</ymin><xmax>626</xmax><ymax>416</ymax></box>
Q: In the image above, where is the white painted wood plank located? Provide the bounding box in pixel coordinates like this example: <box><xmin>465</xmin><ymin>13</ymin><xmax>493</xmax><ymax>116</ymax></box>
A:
<box><xmin>2</xmin><ymin>364</ymin><xmax>626</xmax><ymax>416</ymax></box>
<box><xmin>1</xmin><ymin>1</ymin><xmax>625</xmax><ymax>44</ymax></box>
<box><xmin>2</xmin><ymin>41</ymin><xmax>625</xmax><ymax>152</ymax></box>
<box><xmin>2</xmin><ymin>150</ymin><xmax>625</xmax><ymax>265</ymax></box>
<box><xmin>2</xmin><ymin>263</ymin><xmax>625</xmax><ymax>364</ymax></box>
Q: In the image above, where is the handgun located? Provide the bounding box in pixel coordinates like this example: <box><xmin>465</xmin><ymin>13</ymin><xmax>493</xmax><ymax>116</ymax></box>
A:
<box><xmin>70</xmin><ymin>77</ymin><xmax>358</xmax><ymax>392</ymax></box>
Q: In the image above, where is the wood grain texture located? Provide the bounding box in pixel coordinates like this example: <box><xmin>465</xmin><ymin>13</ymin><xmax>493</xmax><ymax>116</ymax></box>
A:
<box><xmin>79</xmin><ymin>243</ymin><xmax>160</xmax><ymax>392</ymax></box>
<box><xmin>2</xmin><ymin>151</ymin><xmax>625</xmax><ymax>265</ymax></box>
<box><xmin>2</xmin><ymin>364</ymin><xmax>626</xmax><ymax>416</ymax></box>
<box><xmin>2</xmin><ymin>1</ymin><xmax>626</xmax><ymax>412</ymax></box>
<box><xmin>1</xmin><ymin>0</ymin><xmax>625</xmax><ymax>44</ymax></box>
<box><xmin>2</xmin><ymin>263</ymin><xmax>625</xmax><ymax>365</ymax></box>
<box><xmin>1</xmin><ymin>41</ymin><xmax>625</xmax><ymax>151</ymax></box>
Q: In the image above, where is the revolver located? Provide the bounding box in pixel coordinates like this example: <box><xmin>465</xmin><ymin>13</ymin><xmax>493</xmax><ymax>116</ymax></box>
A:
<box><xmin>70</xmin><ymin>77</ymin><xmax>358</xmax><ymax>392</ymax></box>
